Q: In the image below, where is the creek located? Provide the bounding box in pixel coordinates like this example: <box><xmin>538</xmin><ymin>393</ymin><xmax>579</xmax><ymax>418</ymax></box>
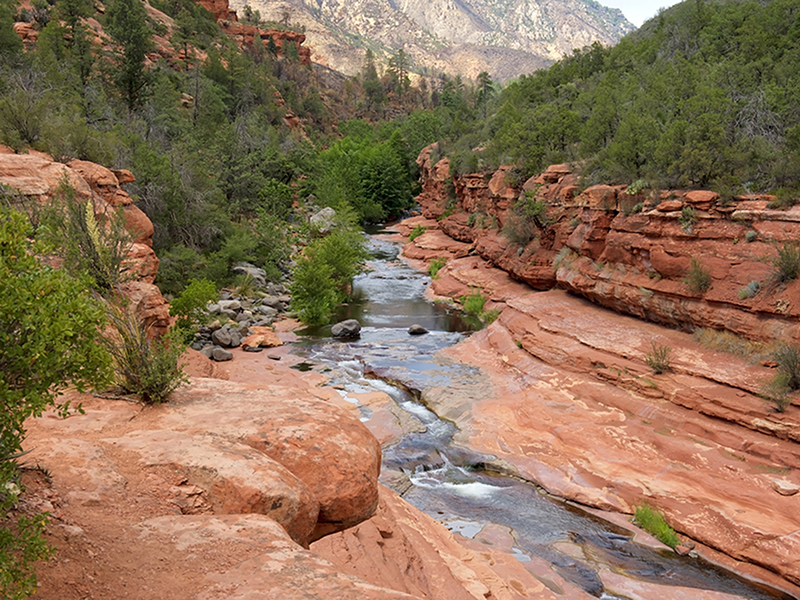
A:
<box><xmin>292</xmin><ymin>229</ymin><xmax>790</xmax><ymax>600</ymax></box>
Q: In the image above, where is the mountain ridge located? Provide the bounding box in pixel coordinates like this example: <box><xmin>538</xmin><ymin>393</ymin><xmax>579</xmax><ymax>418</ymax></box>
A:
<box><xmin>230</xmin><ymin>0</ymin><xmax>634</xmax><ymax>81</ymax></box>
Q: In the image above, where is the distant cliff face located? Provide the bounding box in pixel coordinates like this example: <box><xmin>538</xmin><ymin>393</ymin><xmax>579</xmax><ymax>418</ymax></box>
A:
<box><xmin>230</xmin><ymin>0</ymin><xmax>633</xmax><ymax>81</ymax></box>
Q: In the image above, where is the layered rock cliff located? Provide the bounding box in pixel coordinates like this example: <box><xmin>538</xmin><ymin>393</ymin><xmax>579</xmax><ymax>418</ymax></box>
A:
<box><xmin>414</xmin><ymin>144</ymin><xmax>800</xmax><ymax>345</ymax></box>
<box><xmin>0</xmin><ymin>147</ymin><xmax>171</xmax><ymax>334</ymax></box>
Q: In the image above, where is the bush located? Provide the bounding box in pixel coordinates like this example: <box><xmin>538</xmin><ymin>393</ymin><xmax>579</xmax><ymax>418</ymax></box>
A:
<box><xmin>683</xmin><ymin>258</ymin><xmax>712</xmax><ymax>294</ymax></box>
<box><xmin>428</xmin><ymin>257</ymin><xmax>447</xmax><ymax>279</ymax></box>
<box><xmin>0</xmin><ymin>208</ymin><xmax>112</xmax><ymax>596</ymax></box>
<box><xmin>169</xmin><ymin>278</ymin><xmax>217</xmax><ymax>338</ymax></box>
<box><xmin>771</xmin><ymin>241</ymin><xmax>800</xmax><ymax>284</ymax></box>
<box><xmin>409</xmin><ymin>224</ymin><xmax>425</xmax><ymax>241</ymax></box>
<box><xmin>44</xmin><ymin>178</ymin><xmax>133</xmax><ymax>294</ymax></box>
<box><xmin>503</xmin><ymin>192</ymin><xmax>548</xmax><ymax>247</ymax></box>
<box><xmin>678</xmin><ymin>205</ymin><xmax>697</xmax><ymax>233</ymax></box>
<box><xmin>761</xmin><ymin>372</ymin><xmax>794</xmax><ymax>413</ymax></box>
<box><xmin>645</xmin><ymin>342</ymin><xmax>672</xmax><ymax>374</ymax></box>
<box><xmin>745</xmin><ymin>230</ymin><xmax>757</xmax><ymax>243</ymax></box>
<box><xmin>692</xmin><ymin>328</ymin><xmax>770</xmax><ymax>363</ymax></box>
<box><xmin>772</xmin><ymin>343</ymin><xmax>800</xmax><ymax>391</ymax></box>
<box><xmin>737</xmin><ymin>280</ymin><xmax>760</xmax><ymax>300</ymax></box>
<box><xmin>104</xmin><ymin>302</ymin><xmax>188</xmax><ymax>404</ymax></box>
<box><xmin>634</xmin><ymin>504</ymin><xmax>679</xmax><ymax>548</ymax></box>
<box><xmin>461</xmin><ymin>290</ymin><xmax>487</xmax><ymax>315</ymax></box>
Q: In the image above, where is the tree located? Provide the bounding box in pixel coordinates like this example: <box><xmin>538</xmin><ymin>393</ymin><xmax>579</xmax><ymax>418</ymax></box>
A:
<box><xmin>476</xmin><ymin>71</ymin><xmax>495</xmax><ymax>118</ymax></box>
<box><xmin>387</xmin><ymin>49</ymin><xmax>410</xmax><ymax>95</ymax></box>
<box><xmin>361</xmin><ymin>49</ymin><xmax>384</xmax><ymax>108</ymax></box>
<box><xmin>106</xmin><ymin>0</ymin><xmax>152</xmax><ymax>110</ymax></box>
<box><xmin>0</xmin><ymin>0</ymin><xmax>23</xmax><ymax>58</ymax></box>
<box><xmin>0</xmin><ymin>207</ymin><xmax>112</xmax><ymax>597</ymax></box>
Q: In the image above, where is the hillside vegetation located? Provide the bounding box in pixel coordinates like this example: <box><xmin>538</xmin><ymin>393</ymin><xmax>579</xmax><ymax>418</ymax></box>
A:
<box><xmin>441</xmin><ymin>0</ymin><xmax>800</xmax><ymax>200</ymax></box>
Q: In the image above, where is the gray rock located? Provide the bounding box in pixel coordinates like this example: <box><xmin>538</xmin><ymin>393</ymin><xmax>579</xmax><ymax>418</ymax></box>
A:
<box><xmin>310</xmin><ymin>207</ymin><xmax>337</xmax><ymax>233</ymax></box>
<box><xmin>220</xmin><ymin>309</ymin><xmax>238</xmax><ymax>320</ymax></box>
<box><xmin>267</xmin><ymin>354</ymin><xmax>281</xmax><ymax>361</ymax></box>
<box><xmin>236</xmin><ymin>310</ymin><xmax>253</xmax><ymax>323</ymax></box>
<box><xmin>243</xmin><ymin>345</ymin><xmax>264</xmax><ymax>353</ymax></box>
<box><xmin>232</xmin><ymin>262</ymin><xmax>267</xmax><ymax>287</ymax></box>
<box><xmin>408</xmin><ymin>324</ymin><xmax>429</xmax><ymax>335</ymax></box>
<box><xmin>211</xmin><ymin>347</ymin><xmax>233</xmax><ymax>361</ymax></box>
<box><xmin>207</xmin><ymin>320</ymin><xmax>223</xmax><ymax>331</ymax></box>
<box><xmin>218</xmin><ymin>299</ymin><xmax>242</xmax><ymax>312</ymax></box>
<box><xmin>199</xmin><ymin>344</ymin><xmax>215</xmax><ymax>359</ymax></box>
<box><xmin>229</xmin><ymin>330</ymin><xmax>242</xmax><ymax>348</ymax></box>
<box><xmin>261</xmin><ymin>296</ymin><xmax>283</xmax><ymax>309</ymax></box>
<box><xmin>206</xmin><ymin>303</ymin><xmax>220</xmax><ymax>314</ymax></box>
<box><xmin>278</xmin><ymin>295</ymin><xmax>292</xmax><ymax>305</ymax></box>
<box><xmin>331</xmin><ymin>319</ymin><xmax>361</xmax><ymax>339</ymax></box>
<box><xmin>211</xmin><ymin>327</ymin><xmax>231</xmax><ymax>347</ymax></box>
<box><xmin>257</xmin><ymin>306</ymin><xmax>278</xmax><ymax>319</ymax></box>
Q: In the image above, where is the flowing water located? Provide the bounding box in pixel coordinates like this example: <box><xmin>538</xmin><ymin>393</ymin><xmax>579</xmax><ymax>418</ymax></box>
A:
<box><xmin>292</xmin><ymin>230</ymin><xmax>791</xmax><ymax>600</ymax></box>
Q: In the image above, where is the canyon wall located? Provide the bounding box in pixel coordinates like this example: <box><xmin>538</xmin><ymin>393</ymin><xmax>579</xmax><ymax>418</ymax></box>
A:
<box><xmin>414</xmin><ymin>144</ymin><xmax>800</xmax><ymax>345</ymax></box>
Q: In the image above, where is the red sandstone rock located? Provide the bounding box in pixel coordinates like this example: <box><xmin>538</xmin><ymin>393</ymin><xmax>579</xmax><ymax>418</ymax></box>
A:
<box><xmin>657</xmin><ymin>199</ymin><xmax>684</xmax><ymax>212</ymax></box>
<box><xmin>241</xmin><ymin>326</ymin><xmax>283</xmax><ymax>350</ymax></box>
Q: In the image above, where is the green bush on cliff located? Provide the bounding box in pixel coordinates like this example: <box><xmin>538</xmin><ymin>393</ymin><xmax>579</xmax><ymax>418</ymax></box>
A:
<box><xmin>770</xmin><ymin>241</ymin><xmax>800</xmax><ymax>284</ymax></box>
<box><xmin>409</xmin><ymin>224</ymin><xmax>426</xmax><ymax>241</ymax></box>
<box><xmin>645</xmin><ymin>342</ymin><xmax>672</xmax><ymax>374</ymax></box>
<box><xmin>633</xmin><ymin>504</ymin><xmax>679</xmax><ymax>548</ymax></box>
<box><xmin>0</xmin><ymin>207</ymin><xmax>113</xmax><ymax>597</ymax></box>
<box><xmin>683</xmin><ymin>258</ymin><xmax>712</xmax><ymax>294</ymax></box>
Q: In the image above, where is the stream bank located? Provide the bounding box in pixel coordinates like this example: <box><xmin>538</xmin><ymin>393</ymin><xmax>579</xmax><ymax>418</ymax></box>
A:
<box><xmin>293</xmin><ymin>228</ymin><xmax>799</xmax><ymax>600</ymax></box>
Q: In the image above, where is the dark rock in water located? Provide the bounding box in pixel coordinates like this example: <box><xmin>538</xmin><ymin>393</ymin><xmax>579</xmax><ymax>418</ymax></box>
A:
<box><xmin>211</xmin><ymin>347</ymin><xmax>233</xmax><ymax>361</ymax></box>
<box><xmin>331</xmin><ymin>319</ymin><xmax>361</xmax><ymax>339</ymax></box>
<box><xmin>243</xmin><ymin>346</ymin><xmax>264</xmax><ymax>353</ymax></box>
<box><xmin>408</xmin><ymin>324</ymin><xmax>429</xmax><ymax>335</ymax></box>
<box><xmin>267</xmin><ymin>354</ymin><xmax>281</xmax><ymax>361</ymax></box>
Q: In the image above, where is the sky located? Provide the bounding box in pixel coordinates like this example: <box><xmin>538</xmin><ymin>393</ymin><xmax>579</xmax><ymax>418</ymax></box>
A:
<box><xmin>601</xmin><ymin>0</ymin><xmax>682</xmax><ymax>27</ymax></box>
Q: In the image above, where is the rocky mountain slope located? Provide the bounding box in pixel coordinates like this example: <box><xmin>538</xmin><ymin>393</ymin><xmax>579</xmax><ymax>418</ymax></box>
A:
<box><xmin>228</xmin><ymin>0</ymin><xmax>633</xmax><ymax>80</ymax></box>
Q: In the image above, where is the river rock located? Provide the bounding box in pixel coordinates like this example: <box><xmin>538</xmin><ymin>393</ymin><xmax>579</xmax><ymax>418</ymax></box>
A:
<box><xmin>232</xmin><ymin>262</ymin><xmax>267</xmax><ymax>287</ymax></box>
<box><xmin>217</xmin><ymin>299</ymin><xmax>242</xmax><ymax>312</ymax></box>
<box><xmin>408</xmin><ymin>324</ymin><xmax>429</xmax><ymax>335</ymax></box>
<box><xmin>261</xmin><ymin>296</ymin><xmax>283</xmax><ymax>309</ymax></box>
<box><xmin>211</xmin><ymin>347</ymin><xmax>233</xmax><ymax>361</ymax></box>
<box><xmin>241</xmin><ymin>326</ymin><xmax>283</xmax><ymax>350</ymax></box>
<box><xmin>310</xmin><ymin>207</ymin><xmax>336</xmax><ymax>233</ymax></box>
<box><xmin>771</xmin><ymin>478</ymin><xmax>799</xmax><ymax>496</ymax></box>
<box><xmin>331</xmin><ymin>319</ymin><xmax>361</xmax><ymax>339</ymax></box>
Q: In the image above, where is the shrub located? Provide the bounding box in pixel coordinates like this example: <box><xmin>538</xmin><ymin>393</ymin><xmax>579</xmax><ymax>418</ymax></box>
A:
<box><xmin>409</xmin><ymin>224</ymin><xmax>425</xmax><ymax>241</ymax></box>
<box><xmin>771</xmin><ymin>241</ymin><xmax>800</xmax><ymax>284</ymax></box>
<box><xmin>737</xmin><ymin>280</ymin><xmax>761</xmax><ymax>300</ymax></box>
<box><xmin>692</xmin><ymin>328</ymin><xmax>770</xmax><ymax>363</ymax></box>
<box><xmin>169</xmin><ymin>278</ymin><xmax>217</xmax><ymax>338</ymax></box>
<box><xmin>684</xmin><ymin>258</ymin><xmax>712</xmax><ymax>294</ymax></box>
<box><xmin>552</xmin><ymin>247</ymin><xmax>577</xmax><ymax>270</ymax></box>
<box><xmin>772</xmin><ymin>343</ymin><xmax>800</xmax><ymax>391</ymax></box>
<box><xmin>761</xmin><ymin>372</ymin><xmax>794</xmax><ymax>413</ymax></box>
<box><xmin>0</xmin><ymin>208</ymin><xmax>112</xmax><ymax>596</ymax></box>
<box><xmin>745</xmin><ymin>230</ymin><xmax>757</xmax><ymax>243</ymax></box>
<box><xmin>461</xmin><ymin>290</ymin><xmax>487</xmax><ymax>315</ymax></box>
<box><xmin>44</xmin><ymin>178</ymin><xmax>133</xmax><ymax>294</ymax></box>
<box><xmin>503</xmin><ymin>192</ymin><xmax>548</xmax><ymax>247</ymax></box>
<box><xmin>678</xmin><ymin>205</ymin><xmax>697</xmax><ymax>233</ymax></box>
<box><xmin>104</xmin><ymin>302</ymin><xmax>188</xmax><ymax>404</ymax></box>
<box><xmin>428</xmin><ymin>257</ymin><xmax>446</xmax><ymax>279</ymax></box>
<box><xmin>634</xmin><ymin>504</ymin><xmax>679</xmax><ymax>548</ymax></box>
<box><xmin>645</xmin><ymin>342</ymin><xmax>672</xmax><ymax>374</ymax></box>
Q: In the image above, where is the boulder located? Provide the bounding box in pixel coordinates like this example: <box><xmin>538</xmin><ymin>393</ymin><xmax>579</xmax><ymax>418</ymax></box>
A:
<box><xmin>408</xmin><ymin>324</ymin><xmax>429</xmax><ymax>335</ymax></box>
<box><xmin>772</xmin><ymin>479</ymin><xmax>800</xmax><ymax>496</ymax></box>
<box><xmin>331</xmin><ymin>319</ymin><xmax>361</xmax><ymax>339</ymax></box>
<box><xmin>241</xmin><ymin>326</ymin><xmax>284</xmax><ymax>350</ymax></box>
<box><xmin>211</xmin><ymin>347</ymin><xmax>233</xmax><ymax>362</ymax></box>
<box><xmin>232</xmin><ymin>262</ymin><xmax>267</xmax><ymax>287</ymax></box>
<box><xmin>310</xmin><ymin>207</ymin><xmax>337</xmax><ymax>233</ymax></box>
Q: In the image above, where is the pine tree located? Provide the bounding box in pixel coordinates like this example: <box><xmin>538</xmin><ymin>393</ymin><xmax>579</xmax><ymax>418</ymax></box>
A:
<box><xmin>106</xmin><ymin>0</ymin><xmax>152</xmax><ymax>110</ymax></box>
<box><xmin>0</xmin><ymin>0</ymin><xmax>23</xmax><ymax>57</ymax></box>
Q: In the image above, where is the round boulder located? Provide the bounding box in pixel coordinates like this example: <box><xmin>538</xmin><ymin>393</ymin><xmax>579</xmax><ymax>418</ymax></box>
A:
<box><xmin>331</xmin><ymin>319</ymin><xmax>361</xmax><ymax>339</ymax></box>
<box><xmin>408</xmin><ymin>324</ymin><xmax>429</xmax><ymax>335</ymax></box>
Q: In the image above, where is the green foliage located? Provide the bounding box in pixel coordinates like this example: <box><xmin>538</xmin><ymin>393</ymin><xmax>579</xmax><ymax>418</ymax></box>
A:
<box><xmin>683</xmin><ymin>258</ymin><xmax>712</xmax><ymax>294</ymax></box>
<box><xmin>43</xmin><ymin>179</ymin><xmax>133</xmax><ymax>293</ymax></box>
<box><xmin>634</xmin><ymin>504</ymin><xmax>679</xmax><ymax>548</ymax></box>
<box><xmin>409</xmin><ymin>224</ymin><xmax>425</xmax><ymax>241</ymax></box>
<box><xmin>737</xmin><ymin>280</ymin><xmax>760</xmax><ymax>300</ymax></box>
<box><xmin>0</xmin><ymin>0</ymin><xmax>23</xmax><ymax>58</ymax></box>
<box><xmin>761</xmin><ymin>372</ymin><xmax>794</xmax><ymax>413</ymax></box>
<box><xmin>772</xmin><ymin>343</ymin><xmax>800</xmax><ymax>392</ymax></box>
<box><xmin>503</xmin><ymin>192</ymin><xmax>548</xmax><ymax>246</ymax></box>
<box><xmin>169</xmin><ymin>278</ymin><xmax>216</xmax><ymax>336</ymax></box>
<box><xmin>678</xmin><ymin>205</ymin><xmax>697</xmax><ymax>233</ymax></box>
<box><xmin>291</xmin><ymin>228</ymin><xmax>367</xmax><ymax>325</ymax></box>
<box><xmin>428</xmin><ymin>257</ymin><xmax>446</xmax><ymax>279</ymax></box>
<box><xmin>770</xmin><ymin>241</ymin><xmax>800</xmax><ymax>283</ymax></box>
<box><xmin>106</xmin><ymin>0</ymin><xmax>152</xmax><ymax>110</ymax></box>
<box><xmin>461</xmin><ymin>290</ymin><xmax>487</xmax><ymax>315</ymax></box>
<box><xmin>0</xmin><ymin>207</ymin><xmax>112</xmax><ymax>596</ymax></box>
<box><xmin>104</xmin><ymin>302</ymin><xmax>188</xmax><ymax>404</ymax></box>
<box><xmin>645</xmin><ymin>341</ymin><xmax>672</xmax><ymax>374</ymax></box>
<box><xmin>745</xmin><ymin>230</ymin><xmax>758</xmax><ymax>243</ymax></box>
<box><xmin>692</xmin><ymin>328</ymin><xmax>771</xmax><ymax>363</ymax></box>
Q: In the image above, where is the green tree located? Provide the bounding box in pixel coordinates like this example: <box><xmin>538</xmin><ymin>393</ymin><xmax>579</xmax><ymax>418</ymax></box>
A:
<box><xmin>106</xmin><ymin>0</ymin><xmax>152</xmax><ymax>110</ymax></box>
<box><xmin>362</xmin><ymin>49</ymin><xmax>384</xmax><ymax>108</ymax></box>
<box><xmin>476</xmin><ymin>71</ymin><xmax>495</xmax><ymax>118</ymax></box>
<box><xmin>0</xmin><ymin>207</ymin><xmax>112</xmax><ymax>597</ymax></box>
<box><xmin>0</xmin><ymin>0</ymin><xmax>23</xmax><ymax>58</ymax></box>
